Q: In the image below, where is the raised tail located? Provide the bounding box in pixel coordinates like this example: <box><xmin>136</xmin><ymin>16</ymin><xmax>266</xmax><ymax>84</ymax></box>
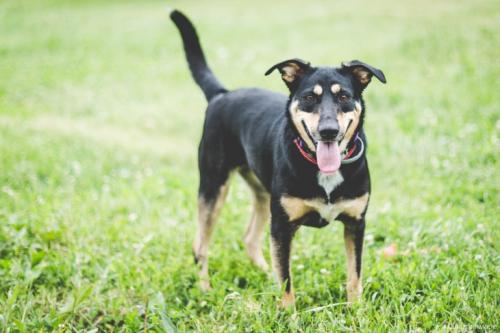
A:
<box><xmin>170</xmin><ymin>10</ymin><xmax>227</xmax><ymax>101</ymax></box>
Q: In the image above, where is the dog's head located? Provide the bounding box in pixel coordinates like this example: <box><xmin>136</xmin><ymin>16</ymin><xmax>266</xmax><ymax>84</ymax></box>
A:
<box><xmin>266</xmin><ymin>59</ymin><xmax>386</xmax><ymax>173</ymax></box>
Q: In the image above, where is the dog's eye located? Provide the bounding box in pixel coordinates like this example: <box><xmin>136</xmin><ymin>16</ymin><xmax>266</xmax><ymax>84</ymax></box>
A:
<box><xmin>339</xmin><ymin>94</ymin><xmax>350</xmax><ymax>102</ymax></box>
<box><xmin>303</xmin><ymin>94</ymin><xmax>316</xmax><ymax>102</ymax></box>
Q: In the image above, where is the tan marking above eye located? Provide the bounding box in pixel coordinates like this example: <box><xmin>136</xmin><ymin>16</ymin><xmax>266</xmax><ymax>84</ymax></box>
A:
<box><xmin>331</xmin><ymin>84</ymin><xmax>341</xmax><ymax>94</ymax></box>
<box><xmin>313</xmin><ymin>84</ymin><xmax>323</xmax><ymax>95</ymax></box>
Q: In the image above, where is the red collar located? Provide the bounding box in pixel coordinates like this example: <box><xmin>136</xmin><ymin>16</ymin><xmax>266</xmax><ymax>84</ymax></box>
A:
<box><xmin>293</xmin><ymin>135</ymin><xmax>359</xmax><ymax>166</ymax></box>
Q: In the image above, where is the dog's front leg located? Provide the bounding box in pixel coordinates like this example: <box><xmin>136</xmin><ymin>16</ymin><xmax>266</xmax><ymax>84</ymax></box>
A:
<box><xmin>270</xmin><ymin>197</ymin><xmax>298</xmax><ymax>308</ymax></box>
<box><xmin>343</xmin><ymin>218</ymin><xmax>365</xmax><ymax>303</ymax></box>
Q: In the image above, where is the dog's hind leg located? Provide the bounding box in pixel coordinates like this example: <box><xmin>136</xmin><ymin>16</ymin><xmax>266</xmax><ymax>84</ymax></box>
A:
<box><xmin>193</xmin><ymin>167</ymin><xmax>230</xmax><ymax>291</ymax></box>
<box><xmin>239</xmin><ymin>167</ymin><xmax>270</xmax><ymax>271</ymax></box>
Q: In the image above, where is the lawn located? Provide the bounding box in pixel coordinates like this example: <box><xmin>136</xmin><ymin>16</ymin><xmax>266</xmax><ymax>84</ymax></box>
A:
<box><xmin>0</xmin><ymin>0</ymin><xmax>498</xmax><ymax>331</ymax></box>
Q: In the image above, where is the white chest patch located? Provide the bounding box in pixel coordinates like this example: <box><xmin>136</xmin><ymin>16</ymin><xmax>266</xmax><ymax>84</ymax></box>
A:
<box><xmin>280</xmin><ymin>171</ymin><xmax>368</xmax><ymax>223</ymax></box>
<box><xmin>306</xmin><ymin>199</ymin><xmax>345</xmax><ymax>221</ymax></box>
<box><xmin>308</xmin><ymin>193</ymin><xmax>369</xmax><ymax>221</ymax></box>
<box><xmin>317</xmin><ymin>171</ymin><xmax>344</xmax><ymax>198</ymax></box>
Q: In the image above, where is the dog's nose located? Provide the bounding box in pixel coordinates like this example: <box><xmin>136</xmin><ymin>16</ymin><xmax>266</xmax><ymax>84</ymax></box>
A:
<box><xmin>319</xmin><ymin>127</ymin><xmax>339</xmax><ymax>141</ymax></box>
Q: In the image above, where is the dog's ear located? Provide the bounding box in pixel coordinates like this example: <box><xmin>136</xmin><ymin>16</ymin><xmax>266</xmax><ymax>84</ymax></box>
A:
<box><xmin>342</xmin><ymin>60</ymin><xmax>386</xmax><ymax>89</ymax></box>
<box><xmin>265</xmin><ymin>58</ymin><xmax>311</xmax><ymax>91</ymax></box>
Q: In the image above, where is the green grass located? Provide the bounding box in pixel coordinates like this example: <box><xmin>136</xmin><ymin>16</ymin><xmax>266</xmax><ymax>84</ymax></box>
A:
<box><xmin>0</xmin><ymin>0</ymin><xmax>499</xmax><ymax>331</ymax></box>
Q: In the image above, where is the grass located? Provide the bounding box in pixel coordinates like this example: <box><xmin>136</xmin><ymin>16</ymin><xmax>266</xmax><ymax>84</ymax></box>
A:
<box><xmin>0</xmin><ymin>0</ymin><xmax>498</xmax><ymax>331</ymax></box>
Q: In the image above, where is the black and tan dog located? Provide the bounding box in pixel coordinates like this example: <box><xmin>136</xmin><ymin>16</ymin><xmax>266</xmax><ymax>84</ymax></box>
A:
<box><xmin>170</xmin><ymin>10</ymin><xmax>386</xmax><ymax>307</ymax></box>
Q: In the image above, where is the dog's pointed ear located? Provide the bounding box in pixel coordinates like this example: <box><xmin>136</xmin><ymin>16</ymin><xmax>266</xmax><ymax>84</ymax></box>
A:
<box><xmin>342</xmin><ymin>60</ymin><xmax>386</xmax><ymax>89</ymax></box>
<box><xmin>265</xmin><ymin>58</ymin><xmax>311</xmax><ymax>91</ymax></box>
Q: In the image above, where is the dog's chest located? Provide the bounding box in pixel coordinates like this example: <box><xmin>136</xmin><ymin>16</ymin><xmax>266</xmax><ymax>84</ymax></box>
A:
<box><xmin>317</xmin><ymin>172</ymin><xmax>344</xmax><ymax>200</ymax></box>
<box><xmin>281</xmin><ymin>171</ymin><xmax>368</xmax><ymax>222</ymax></box>
<box><xmin>280</xmin><ymin>192</ymin><xmax>369</xmax><ymax>223</ymax></box>
<box><xmin>305</xmin><ymin>197</ymin><xmax>346</xmax><ymax>221</ymax></box>
<box><xmin>312</xmin><ymin>172</ymin><xmax>344</xmax><ymax>220</ymax></box>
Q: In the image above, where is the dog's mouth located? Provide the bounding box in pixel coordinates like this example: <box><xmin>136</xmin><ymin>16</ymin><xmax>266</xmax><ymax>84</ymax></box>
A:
<box><xmin>301</xmin><ymin>120</ymin><xmax>344</xmax><ymax>174</ymax></box>
<box><xmin>316</xmin><ymin>141</ymin><xmax>341</xmax><ymax>174</ymax></box>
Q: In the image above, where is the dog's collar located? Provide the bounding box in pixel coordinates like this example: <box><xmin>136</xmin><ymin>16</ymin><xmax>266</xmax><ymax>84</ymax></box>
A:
<box><xmin>293</xmin><ymin>133</ymin><xmax>364</xmax><ymax>166</ymax></box>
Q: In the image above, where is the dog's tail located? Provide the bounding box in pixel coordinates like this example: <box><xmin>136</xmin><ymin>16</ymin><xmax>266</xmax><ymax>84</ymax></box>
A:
<box><xmin>170</xmin><ymin>10</ymin><xmax>227</xmax><ymax>101</ymax></box>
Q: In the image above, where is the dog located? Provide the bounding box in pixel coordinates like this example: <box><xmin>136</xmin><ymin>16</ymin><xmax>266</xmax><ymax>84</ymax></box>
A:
<box><xmin>170</xmin><ymin>10</ymin><xmax>386</xmax><ymax>307</ymax></box>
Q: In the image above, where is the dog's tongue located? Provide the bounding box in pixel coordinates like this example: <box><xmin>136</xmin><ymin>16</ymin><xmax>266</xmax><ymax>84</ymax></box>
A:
<box><xmin>316</xmin><ymin>141</ymin><xmax>341</xmax><ymax>174</ymax></box>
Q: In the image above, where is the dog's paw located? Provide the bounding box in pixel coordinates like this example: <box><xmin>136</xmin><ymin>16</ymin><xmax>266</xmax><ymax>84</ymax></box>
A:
<box><xmin>250</xmin><ymin>254</ymin><xmax>269</xmax><ymax>271</ymax></box>
<box><xmin>200</xmin><ymin>279</ymin><xmax>212</xmax><ymax>292</ymax></box>
<box><xmin>245</xmin><ymin>242</ymin><xmax>269</xmax><ymax>271</ymax></box>
<box><xmin>346</xmin><ymin>284</ymin><xmax>363</xmax><ymax>304</ymax></box>
<box><xmin>279</xmin><ymin>292</ymin><xmax>296</xmax><ymax>308</ymax></box>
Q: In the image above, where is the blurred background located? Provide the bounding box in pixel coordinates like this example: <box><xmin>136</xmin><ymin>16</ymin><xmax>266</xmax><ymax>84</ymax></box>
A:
<box><xmin>0</xmin><ymin>0</ymin><xmax>498</xmax><ymax>331</ymax></box>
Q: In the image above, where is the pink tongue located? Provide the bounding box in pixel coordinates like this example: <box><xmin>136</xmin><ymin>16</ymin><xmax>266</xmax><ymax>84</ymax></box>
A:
<box><xmin>316</xmin><ymin>141</ymin><xmax>341</xmax><ymax>173</ymax></box>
